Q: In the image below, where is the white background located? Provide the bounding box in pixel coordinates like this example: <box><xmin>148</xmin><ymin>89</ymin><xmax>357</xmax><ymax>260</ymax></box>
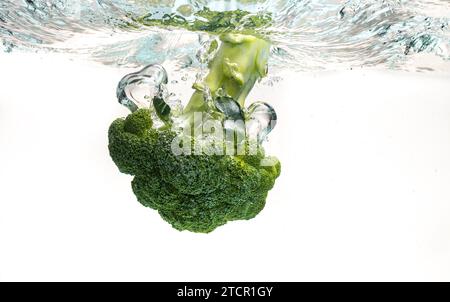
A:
<box><xmin>0</xmin><ymin>53</ymin><xmax>449</xmax><ymax>281</ymax></box>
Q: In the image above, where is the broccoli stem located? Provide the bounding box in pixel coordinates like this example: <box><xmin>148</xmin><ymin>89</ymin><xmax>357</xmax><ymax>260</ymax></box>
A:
<box><xmin>183</xmin><ymin>33</ymin><xmax>271</xmax><ymax>116</ymax></box>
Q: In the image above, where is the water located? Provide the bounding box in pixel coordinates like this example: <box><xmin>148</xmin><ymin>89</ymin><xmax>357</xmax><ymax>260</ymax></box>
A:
<box><xmin>3</xmin><ymin>0</ymin><xmax>448</xmax><ymax>146</ymax></box>
<box><xmin>246</xmin><ymin>102</ymin><xmax>277</xmax><ymax>143</ymax></box>
<box><xmin>1</xmin><ymin>0</ymin><xmax>449</xmax><ymax>73</ymax></box>
<box><xmin>118</xmin><ymin>63</ymin><xmax>277</xmax><ymax>143</ymax></box>
<box><xmin>117</xmin><ymin>64</ymin><xmax>168</xmax><ymax>111</ymax></box>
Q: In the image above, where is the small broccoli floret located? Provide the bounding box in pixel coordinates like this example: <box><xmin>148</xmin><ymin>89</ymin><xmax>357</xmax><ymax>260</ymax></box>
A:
<box><xmin>108</xmin><ymin>110</ymin><xmax>158</xmax><ymax>176</ymax></box>
<box><xmin>109</xmin><ymin>109</ymin><xmax>280</xmax><ymax>233</ymax></box>
<box><xmin>123</xmin><ymin>108</ymin><xmax>153</xmax><ymax>135</ymax></box>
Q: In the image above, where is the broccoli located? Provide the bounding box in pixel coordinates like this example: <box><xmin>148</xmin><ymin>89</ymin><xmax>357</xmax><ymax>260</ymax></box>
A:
<box><xmin>109</xmin><ymin>109</ymin><xmax>280</xmax><ymax>233</ymax></box>
<box><xmin>109</xmin><ymin>29</ymin><xmax>280</xmax><ymax>233</ymax></box>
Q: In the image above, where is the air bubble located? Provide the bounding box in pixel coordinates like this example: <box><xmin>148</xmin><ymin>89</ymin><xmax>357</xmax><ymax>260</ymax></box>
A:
<box><xmin>116</xmin><ymin>64</ymin><xmax>168</xmax><ymax>112</ymax></box>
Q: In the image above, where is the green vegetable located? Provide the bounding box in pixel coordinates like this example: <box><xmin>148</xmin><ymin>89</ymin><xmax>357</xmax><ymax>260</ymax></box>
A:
<box><xmin>109</xmin><ymin>109</ymin><xmax>280</xmax><ymax>233</ymax></box>
<box><xmin>153</xmin><ymin>96</ymin><xmax>171</xmax><ymax>123</ymax></box>
<box><xmin>109</xmin><ymin>11</ymin><xmax>279</xmax><ymax>233</ymax></box>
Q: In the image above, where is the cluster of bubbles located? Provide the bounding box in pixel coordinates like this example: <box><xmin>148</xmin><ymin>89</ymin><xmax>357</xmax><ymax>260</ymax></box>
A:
<box><xmin>116</xmin><ymin>63</ymin><xmax>277</xmax><ymax>145</ymax></box>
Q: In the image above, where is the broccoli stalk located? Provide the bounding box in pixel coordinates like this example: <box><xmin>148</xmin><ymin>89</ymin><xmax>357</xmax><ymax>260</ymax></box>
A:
<box><xmin>183</xmin><ymin>33</ymin><xmax>271</xmax><ymax>115</ymax></box>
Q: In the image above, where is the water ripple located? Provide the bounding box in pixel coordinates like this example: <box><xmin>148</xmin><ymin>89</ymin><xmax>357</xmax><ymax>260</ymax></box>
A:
<box><xmin>0</xmin><ymin>0</ymin><xmax>449</xmax><ymax>73</ymax></box>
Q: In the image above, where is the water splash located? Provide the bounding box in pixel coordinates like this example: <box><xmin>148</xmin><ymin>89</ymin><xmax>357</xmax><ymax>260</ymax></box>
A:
<box><xmin>118</xmin><ymin>63</ymin><xmax>278</xmax><ymax>143</ymax></box>
<box><xmin>246</xmin><ymin>102</ymin><xmax>277</xmax><ymax>144</ymax></box>
<box><xmin>117</xmin><ymin>64</ymin><xmax>168</xmax><ymax>112</ymax></box>
<box><xmin>268</xmin><ymin>0</ymin><xmax>450</xmax><ymax>72</ymax></box>
<box><xmin>0</xmin><ymin>0</ymin><xmax>449</xmax><ymax>73</ymax></box>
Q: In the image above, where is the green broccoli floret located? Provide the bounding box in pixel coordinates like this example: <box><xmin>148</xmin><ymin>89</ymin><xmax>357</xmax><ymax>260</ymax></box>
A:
<box><xmin>109</xmin><ymin>29</ymin><xmax>279</xmax><ymax>233</ymax></box>
<box><xmin>109</xmin><ymin>109</ymin><xmax>280</xmax><ymax>233</ymax></box>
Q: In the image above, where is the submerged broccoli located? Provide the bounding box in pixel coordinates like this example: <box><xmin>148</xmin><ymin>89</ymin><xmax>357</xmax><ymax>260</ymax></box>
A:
<box><xmin>109</xmin><ymin>27</ymin><xmax>279</xmax><ymax>232</ymax></box>
<box><xmin>109</xmin><ymin>109</ymin><xmax>280</xmax><ymax>233</ymax></box>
